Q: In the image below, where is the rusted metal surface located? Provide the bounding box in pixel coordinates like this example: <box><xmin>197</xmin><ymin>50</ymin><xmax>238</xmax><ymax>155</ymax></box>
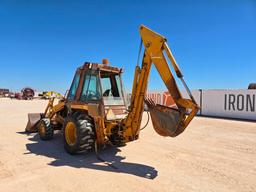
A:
<box><xmin>25</xmin><ymin>113</ymin><xmax>41</xmax><ymax>132</ymax></box>
<box><xmin>104</xmin><ymin>105</ymin><xmax>126</xmax><ymax>115</ymax></box>
<box><xmin>145</xmin><ymin>99</ymin><xmax>185</xmax><ymax>137</ymax></box>
<box><xmin>82</xmin><ymin>62</ymin><xmax>121</xmax><ymax>74</ymax></box>
<box><xmin>88</xmin><ymin>103</ymin><xmax>102</xmax><ymax>117</ymax></box>
<box><xmin>94</xmin><ymin>117</ymin><xmax>105</xmax><ymax>145</ymax></box>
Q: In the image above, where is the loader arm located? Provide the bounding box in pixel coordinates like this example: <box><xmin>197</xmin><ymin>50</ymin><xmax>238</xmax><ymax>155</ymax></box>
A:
<box><xmin>123</xmin><ymin>25</ymin><xmax>199</xmax><ymax>140</ymax></box>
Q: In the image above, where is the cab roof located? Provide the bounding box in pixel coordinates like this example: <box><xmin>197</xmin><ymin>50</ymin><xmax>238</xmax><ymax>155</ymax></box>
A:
<box><xmin>77</xmin><ymin>62</ymin><xmax>123</xmax><ymax>74</ymax></box>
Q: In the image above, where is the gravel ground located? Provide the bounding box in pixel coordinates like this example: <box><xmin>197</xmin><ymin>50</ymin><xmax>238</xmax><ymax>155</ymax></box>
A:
<box><xmin>0</xmin><ymin>98</ymin><xmax>255</xmax><ymax>192</ymax></box>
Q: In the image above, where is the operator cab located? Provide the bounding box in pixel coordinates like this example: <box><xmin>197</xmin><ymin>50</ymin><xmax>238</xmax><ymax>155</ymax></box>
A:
<box><xmin>67</xmin><ymin>60</ymin><xmax>127</xmax><ymax>120</ymax></box>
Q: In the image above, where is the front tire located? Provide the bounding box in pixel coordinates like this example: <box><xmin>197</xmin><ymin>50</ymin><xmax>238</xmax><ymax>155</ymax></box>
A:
<box><xmin>38</xmin><ymin>118</ymin><xmax>54</xmax><ymax>140</ymax></box>
<box><xmin>63</xmin><ymin>112</ymin><xmax>95</xmax><ymax>154</ymax></box>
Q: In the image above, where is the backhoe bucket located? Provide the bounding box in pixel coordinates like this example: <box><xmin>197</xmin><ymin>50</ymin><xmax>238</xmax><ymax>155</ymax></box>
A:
<box><xmin>145</xmin><ymin>99</ymin><xmax>186</xmax><ymax>137</ymax></box>
<box><xmin>25</xmin><ymin>113</ymin><xmax>42</xmax><ymax>133</ymax></box>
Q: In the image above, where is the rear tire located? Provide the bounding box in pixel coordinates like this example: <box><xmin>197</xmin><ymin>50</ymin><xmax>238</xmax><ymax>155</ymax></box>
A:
<box><xmin>38</xmin><ymin>118</ymin><xmax>54</xmax><ymax>140</ymax></box>
<box><xmin>63</xmin><ymin>112</ymin><xmax>95</xmax><ymax>154</ymax></box>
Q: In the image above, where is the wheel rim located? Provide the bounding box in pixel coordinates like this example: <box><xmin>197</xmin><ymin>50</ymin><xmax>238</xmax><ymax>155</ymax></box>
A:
<box><xmin>39</xmin><ymin>122</ymin><xmax>46</xmax><ymax>136</ymax></box>
<box><xmin>65</xmin><ymin>122</ymin><xmax>77</xmax><ymax>146</ymax></box>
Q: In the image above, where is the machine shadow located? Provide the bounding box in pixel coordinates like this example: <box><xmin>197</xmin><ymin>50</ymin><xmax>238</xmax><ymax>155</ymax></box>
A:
<box><xmin>24</xmin><ymin>132</ymin><xmax>158</xmax><ymax>179</ymax></box>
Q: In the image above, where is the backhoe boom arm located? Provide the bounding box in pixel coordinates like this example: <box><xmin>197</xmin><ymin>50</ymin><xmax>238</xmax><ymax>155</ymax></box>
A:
<box><xmin>123</xmin><ymin>25</ymin><xmax>199</xmax><ymax>140</ymax></box>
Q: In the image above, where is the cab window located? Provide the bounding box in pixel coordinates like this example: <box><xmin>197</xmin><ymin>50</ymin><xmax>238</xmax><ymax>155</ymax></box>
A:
<box><xmin>101</xmin><ymin>74</ymin><xmax>125</xmax><ymax>105</ymax></box>
<box><xmin>67</xmin><ymin>73</ymin><xmax>80</xmax><ymax>100</ymax></box>
<box><xmin>80</xmin><ymin>71</ymin><xmax>101</xmax><ymax>102</ymax></box>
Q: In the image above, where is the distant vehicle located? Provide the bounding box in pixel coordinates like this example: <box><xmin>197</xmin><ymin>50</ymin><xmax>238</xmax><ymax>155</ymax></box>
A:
<box><xmin>248</xmin><ymin>83</ymin><xmax>256</xmax><ymax>89</ymax></box>
<box><xmin>0</xmin><ymin>89</ymin><xmax>9</xmax><ymax>97</ymax></box>
<box><xmin>38</xmin><ymin>91</ymin><xmax>63</xmax><ymax>99</ymax></box>
<box><xmin>15</xmin><ymin>92</ymin><xmax>22</xmax><ymax>100</ymax></box>
<box><xmin>9</xmin><ymin>92</ymin><xmax>15</xmax><ymax>99</ymax></box>
<box><xmin>21</xmin><ymin>87</ymin><xmax>35</xmax><ymax>100</ymax></box>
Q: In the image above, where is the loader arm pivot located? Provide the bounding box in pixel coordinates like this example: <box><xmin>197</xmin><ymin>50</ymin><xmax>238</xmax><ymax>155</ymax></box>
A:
<box><xmin>123</xmin><ymin>25</ymin><xmax>199</xmax><ymax>140</ymax></box>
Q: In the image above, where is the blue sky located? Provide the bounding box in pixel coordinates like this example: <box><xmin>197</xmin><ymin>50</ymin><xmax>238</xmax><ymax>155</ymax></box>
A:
<box><xmin>0</xmin><ymin>0</ymin><xmax>255</xmax><ymax>93</ymax></box>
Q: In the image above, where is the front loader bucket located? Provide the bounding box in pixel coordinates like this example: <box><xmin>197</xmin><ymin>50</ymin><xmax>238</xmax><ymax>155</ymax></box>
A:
<box><xmin>25</xmin><ymin>113</ymin><xmax>42</xmax><ymax>133</ymax></box>
<box><xmin>145</xmin><ymin>99</ymin><xmax>186</xmax><ymax>137</ymax></box>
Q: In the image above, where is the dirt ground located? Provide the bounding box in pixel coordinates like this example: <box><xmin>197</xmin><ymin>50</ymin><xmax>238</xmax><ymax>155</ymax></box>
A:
<box><xmin>0</xmin><ymin>98</ymin><xmax>255</xmax><ymax>192</ymax></box>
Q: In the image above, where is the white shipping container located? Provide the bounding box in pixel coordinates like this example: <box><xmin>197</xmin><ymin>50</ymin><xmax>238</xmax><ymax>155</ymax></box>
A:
<box><xmin>201</xmin><ymin>90</ymin><xmax>256</xmax><ymax>120</ymax></box>
<box><xmin>126</xmin><ymin>89</ymin><xmax>256</xmax><ymax>121</ymax></box>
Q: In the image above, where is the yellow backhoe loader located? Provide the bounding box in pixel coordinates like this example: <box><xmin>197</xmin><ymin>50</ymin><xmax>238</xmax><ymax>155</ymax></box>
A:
<box><xmin>38</xmin><ymin>91</ymin><xmax>63</xmax><ymax>100</ymax></box>
<box><xmin>26</xmin><ymin>25</ymin><xmax>199</xmax><ymax>154</ymax></box>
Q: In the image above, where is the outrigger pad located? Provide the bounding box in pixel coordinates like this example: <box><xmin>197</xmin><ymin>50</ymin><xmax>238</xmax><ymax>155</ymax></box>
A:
<box><xmin>25</xmin><ymin>113</ymin><xmax>42</xmax><ymax>133</ymax></box>
<box><xmin>145</xmin><ymin>99</ymin><xmax>185</xmax><ymax>137</ymax></box>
